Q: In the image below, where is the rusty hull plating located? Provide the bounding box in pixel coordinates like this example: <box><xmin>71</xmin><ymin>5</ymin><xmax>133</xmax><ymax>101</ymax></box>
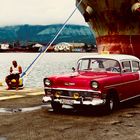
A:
<box><xmin>76</xmin><ymin>0</ymin><xmax>140</xmax><ymax>57</ymax></box>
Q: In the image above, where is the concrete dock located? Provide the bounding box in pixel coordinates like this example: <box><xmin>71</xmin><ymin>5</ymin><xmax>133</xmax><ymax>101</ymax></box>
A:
<box><xmin>0</xmin><ymin>86</ymin><xmax>44</xmax><ymax>101</ymax></box>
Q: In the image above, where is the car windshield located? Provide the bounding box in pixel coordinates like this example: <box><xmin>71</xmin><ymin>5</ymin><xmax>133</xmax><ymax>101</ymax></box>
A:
<box><xmin>77</xmin><ymin>58</ymin><xmax>121</xmax><ymax>73</ymax></box>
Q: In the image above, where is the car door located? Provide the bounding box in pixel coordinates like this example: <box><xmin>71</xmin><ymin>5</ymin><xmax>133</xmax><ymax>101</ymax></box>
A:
<box><xmin>120</xmin><ymin>60</ymin><xmax>139</xmax><ymax>99</ymax></box>
<box><xmin>131</xmin><ymin>60</ymin><xmax>140</xmax><ymax>96</ymax></box>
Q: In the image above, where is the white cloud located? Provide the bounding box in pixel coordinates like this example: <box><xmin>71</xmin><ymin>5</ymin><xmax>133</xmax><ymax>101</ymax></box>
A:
<box><xmin>0</xmin><ymin>0</ymin><xmax>87</xmax><ymax>26</ymax></box>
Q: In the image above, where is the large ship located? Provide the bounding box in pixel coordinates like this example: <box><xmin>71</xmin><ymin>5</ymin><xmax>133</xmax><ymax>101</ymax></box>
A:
<box><xmin>76</xmin><ymin>0</ymin><xmax>140</xmax><ymax>57</ymax></box>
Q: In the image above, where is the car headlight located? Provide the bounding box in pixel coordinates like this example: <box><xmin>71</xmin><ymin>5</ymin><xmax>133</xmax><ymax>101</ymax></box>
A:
<box><xmin>91</xmin><ymin>81</ymin><xmax>99</xmax><ymax>89</ymax></box>
<box><xmin>44</xmin><ymin>79</ymin><xmax>51</xmax><ymax>86</ymax></box>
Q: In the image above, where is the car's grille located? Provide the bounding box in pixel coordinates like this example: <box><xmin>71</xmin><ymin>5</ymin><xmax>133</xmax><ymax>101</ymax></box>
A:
<box><xmin>52</xmin><ymin>90</ymin><xmax>93</xmax><ymax>98</ymax></box>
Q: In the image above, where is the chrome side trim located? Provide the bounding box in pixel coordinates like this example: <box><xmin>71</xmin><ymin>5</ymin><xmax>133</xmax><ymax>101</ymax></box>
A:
<box><xmin>44</xmin><ymin>87</ymin><xmax>101</xmax><ymax>93</ymax></box>
<box><xmin>105</xmin><ymin>79</ymin><xmax>140</xmax><ymax>88</ymax></box>
<box><xmin>120</xmin><ymin>94</ymin><xmax>140</xmax><ymax>103</ymax></box>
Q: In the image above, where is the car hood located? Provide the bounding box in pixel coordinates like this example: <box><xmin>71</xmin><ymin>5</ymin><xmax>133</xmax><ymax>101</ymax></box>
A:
<box><xmin>48</xmin><ymin>71</ymin><xmax>114</xmax><ymax>90</ymax></box>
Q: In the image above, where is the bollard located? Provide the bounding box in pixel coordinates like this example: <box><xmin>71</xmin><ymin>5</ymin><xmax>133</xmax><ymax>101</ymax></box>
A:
<box><xmin>0</xmin><ymin>82</ymin><xmax>3</xmax><ymax>86</ymax></box>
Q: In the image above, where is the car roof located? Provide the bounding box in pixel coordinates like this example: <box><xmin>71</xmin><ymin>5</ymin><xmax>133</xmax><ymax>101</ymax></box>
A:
<box><xmin>80</xmin><ymin>54</ymin><xmax>140</xmax><ymax>62</ymax></box>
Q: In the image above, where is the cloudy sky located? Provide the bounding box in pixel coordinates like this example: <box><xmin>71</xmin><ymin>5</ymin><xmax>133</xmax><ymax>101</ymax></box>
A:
<box><xmin>0</xmin><ymin>0</ymin><xmax>87</xmax><ymax>26</ymax></box>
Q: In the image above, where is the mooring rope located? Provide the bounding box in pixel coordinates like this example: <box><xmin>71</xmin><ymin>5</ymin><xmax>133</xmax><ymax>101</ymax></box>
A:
<box><xmin>21</xmin><ymin>0</ymin><xmax>83</xmax><ymax>81</ymax></box>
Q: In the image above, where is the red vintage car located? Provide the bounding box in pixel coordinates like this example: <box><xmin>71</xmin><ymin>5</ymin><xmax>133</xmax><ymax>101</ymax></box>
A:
<box><xmin>42</xmin><ymin>54</ymin><xmax>140</xmax><ymax>113</ymax></box>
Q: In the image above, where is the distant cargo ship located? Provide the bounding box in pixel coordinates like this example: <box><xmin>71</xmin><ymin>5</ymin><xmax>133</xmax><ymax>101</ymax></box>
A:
<box><xmin>76</xmin><ymin>0</ymin><xmax>140</xmax><ymax>57</ymax></box>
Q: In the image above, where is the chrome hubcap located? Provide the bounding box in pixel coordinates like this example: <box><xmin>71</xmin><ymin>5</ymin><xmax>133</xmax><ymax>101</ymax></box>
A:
<box><xmin>110</xmin><ymin>99</ymin><xmax>114</xmax><ymax>110</ymax></box>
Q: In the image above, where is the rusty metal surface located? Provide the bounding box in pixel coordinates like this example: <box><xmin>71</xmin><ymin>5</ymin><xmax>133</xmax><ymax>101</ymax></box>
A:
<box><xmin>77</xmin><ymin>0</ymin><xmax>140</xmax><ymax>57</ymax></box>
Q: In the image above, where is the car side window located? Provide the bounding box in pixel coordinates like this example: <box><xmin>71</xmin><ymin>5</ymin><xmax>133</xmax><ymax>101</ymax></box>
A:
<box><xmin>132</xmin><ymin>61</ymin><xmax>140</xmax><ymax>72</ymax></box>
<box><xmin>122</xmin><ymin>61</ymin><xmax>131</xmax><ymax>72</ymax></box>
<box><xmin>79</xmin><ymin>59</ymin><xmax>89</xmax><ymax>70</ymax></box>
<box><xmin>90</xmin><ymin>60</ymin><xmax>99</xmax><ymax>69</ymax></box>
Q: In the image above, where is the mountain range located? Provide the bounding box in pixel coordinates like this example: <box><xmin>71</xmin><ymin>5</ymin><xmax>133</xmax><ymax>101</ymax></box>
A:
<box><xmin>0</xmin><ymin>24</ymin><xmax>95</xmax><ymax>44</ymax></box>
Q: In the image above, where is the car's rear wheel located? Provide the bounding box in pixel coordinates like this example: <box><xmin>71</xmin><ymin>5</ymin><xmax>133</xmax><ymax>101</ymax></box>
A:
<box><xmin>51</xmin><ymin>102</ymin><xmax>62</xmax><ymax>112</ymax></box>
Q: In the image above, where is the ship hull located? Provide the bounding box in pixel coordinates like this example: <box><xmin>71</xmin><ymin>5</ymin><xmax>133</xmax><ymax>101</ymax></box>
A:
<box><xmin>76</xmin><ymin>0</ymin><xmax>140</xmax><ymax>57</ymax></box>
<box><xmin>97</xmin><ymin>35</ymin><xmax>140</xmax><ymax>57</ymax></box>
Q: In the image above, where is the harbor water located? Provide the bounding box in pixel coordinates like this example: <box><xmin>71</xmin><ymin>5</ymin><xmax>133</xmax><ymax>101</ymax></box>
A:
<box><xmin>0</xmin><ymin>53</ymin><xmax>94</xmax><ymax>88</ymax></box>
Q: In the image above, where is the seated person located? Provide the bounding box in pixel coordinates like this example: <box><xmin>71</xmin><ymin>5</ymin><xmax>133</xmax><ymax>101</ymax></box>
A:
<box><xmin>5</xmin><ymin>60</ymin><xmax>22</xmax><ymax>90</ymax></box>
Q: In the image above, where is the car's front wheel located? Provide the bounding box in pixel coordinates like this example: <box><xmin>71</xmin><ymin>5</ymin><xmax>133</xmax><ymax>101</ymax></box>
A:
<box><xmin>104</xmin><ymin>94</ymin><xmax>119</xmax><ymax>114</ymax></box>
<box><xmin>51</xmin><ymin>102</ymin><xmax>62</xmax><ymax>112</ymax></box>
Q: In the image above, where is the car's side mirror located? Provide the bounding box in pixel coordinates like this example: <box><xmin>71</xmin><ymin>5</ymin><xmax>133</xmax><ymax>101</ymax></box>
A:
<box><xmin>72</xmin><ymin>67</ymin><xmax>75</xmax><ymax>72</ymax></box>
<box><xmin>122</xmin><ymin>69</ymin><xmax>126</xmax><ymax>73</ymax></box>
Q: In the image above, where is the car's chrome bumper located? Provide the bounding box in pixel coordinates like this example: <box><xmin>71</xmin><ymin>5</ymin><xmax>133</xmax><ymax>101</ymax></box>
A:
<box><xmin>42</xmin><ymin>96</ymin><xmax>106</xmax><ymax>107</ymax></box>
